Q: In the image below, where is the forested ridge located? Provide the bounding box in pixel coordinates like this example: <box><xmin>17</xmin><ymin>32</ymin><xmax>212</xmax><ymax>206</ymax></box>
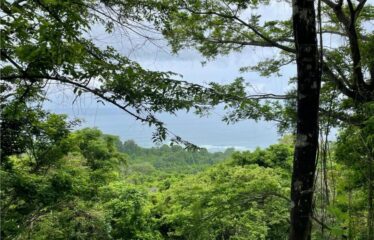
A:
<box><xmin>1</xmin><ymin>111</ymin><xmax>372</xmax><ymax>239</ymax></box>
<box><xmin>1</xmin><ymin>0</ymin><xmax>373</xmax><ymax>239</ymax></box>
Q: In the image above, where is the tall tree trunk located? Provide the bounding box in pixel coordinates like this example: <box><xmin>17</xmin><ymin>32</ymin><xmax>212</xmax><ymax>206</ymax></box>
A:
<box><xmin>289</xmin><ymin>0</ymin><xmax>321</xmax><ymax>239</ymax></box>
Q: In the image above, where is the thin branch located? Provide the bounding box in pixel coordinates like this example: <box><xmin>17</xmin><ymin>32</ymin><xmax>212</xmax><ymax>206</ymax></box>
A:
<box><xmin>355</xmin><ymin>0</ymin><xmax>367</xmax><ymax>19</ymax></box>
<box><xmin>0</xmin><ymin>50</ymin><xmax>25</xmax><ymax>72</ymax></box>
<box><xmin>323</xmin><ymin>0</ymin><xmax>370</xmax><ymax>98</ymax></box>
<box><xmin>204</xmin><ymin>37</ymin><xmax>293</xmax><ymax>48</ymax></box>
<box><xmin>179</xmin><ymin>4</ymin><xmax>295</xmax><ymax>53</ymax></box>
<box><xmin>320</xmin><ymin>30</ymin><xmax>369</xmax><ymax>41</ymax></box>
<box><xmin>204</xmin><ymin>38</ymin><xmax>279</xmax><ymax>48</ymax></box>
<box><xmin>322</xmin><ymin>64</ymin><xmax>363</xmax><ymax>101</ymax></box>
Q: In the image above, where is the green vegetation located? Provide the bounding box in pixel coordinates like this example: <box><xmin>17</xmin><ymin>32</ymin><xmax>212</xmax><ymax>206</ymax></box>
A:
<box><xmin>1</xmin><ymin>0</ymin><xmax>373</xmax><ymax>239</ymax></box>
<box><xmin>123</xmin><ymin>140</ymin><xmax>233</xmax><ymax>174</ymax></box>
<box><xmin>0</xmin><ymin>106</ymin><xmax>287</xmax><ymax>239</ymax></box>
<box><xmin>2</xmin><ymin>107</ymin><xmax>373</xmax><ymax>239</ymax></box>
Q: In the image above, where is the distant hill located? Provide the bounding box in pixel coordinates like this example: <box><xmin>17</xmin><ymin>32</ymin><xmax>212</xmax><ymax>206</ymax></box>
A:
<box><xmin>119</xmin><ymin>140</ymin><xmax>234</xmax><ymax>173</ymax></box>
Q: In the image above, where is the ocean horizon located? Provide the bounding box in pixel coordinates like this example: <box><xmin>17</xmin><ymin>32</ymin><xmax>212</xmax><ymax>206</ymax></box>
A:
<box><xmin>45</xmin><ymin>100</ymin><xmax>281</xmax><ymax>152</ymax></box>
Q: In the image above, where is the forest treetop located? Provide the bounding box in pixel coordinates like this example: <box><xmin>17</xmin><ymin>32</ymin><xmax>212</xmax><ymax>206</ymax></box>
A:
<box><xmin>1</xmin><ymin>1</ymin><xmax>374</xmax><ymax>239</ymax></box>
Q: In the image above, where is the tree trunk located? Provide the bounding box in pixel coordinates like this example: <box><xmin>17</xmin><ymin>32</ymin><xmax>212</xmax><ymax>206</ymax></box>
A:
<box><xmin>289</xmin><ymin>0</ymin><xmax>321</xmax><ymax>239</ymax></box>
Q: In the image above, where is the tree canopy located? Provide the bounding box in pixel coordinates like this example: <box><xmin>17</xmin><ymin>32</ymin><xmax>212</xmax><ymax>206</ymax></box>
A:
<box><xmin>1</xmin><ymin>0</ymin><xmax>373</xmax><ymax>239</ymax></box>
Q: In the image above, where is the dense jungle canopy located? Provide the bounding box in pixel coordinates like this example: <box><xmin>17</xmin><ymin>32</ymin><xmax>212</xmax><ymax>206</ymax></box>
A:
<box><xmin>1</xmin><ymin>0</ymin><xmax>373</xmax><ymax>239</ymax></box>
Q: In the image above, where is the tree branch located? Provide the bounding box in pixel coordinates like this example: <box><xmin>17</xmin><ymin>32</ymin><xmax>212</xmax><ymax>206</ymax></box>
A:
<box><xmin>179</xmin><ymin>5</ymin><xmax>296</xmax><ymax>53</ymax></box>
<box><xmin>322</xmin><ymin>64</ymin><xmax>363</xmax><ymax>101</ymax></box>
<box><xmin>355</xmin><ymin>0</ymin><xmax>367</xmax><ymax>19</ymax></box>
<box><xmin>323</xmin><ymin>0</ymin><xmax>371</xmax><ymax>98</ymax></box>
<box><xmin>204</xmin><ymin>38</ymin><xmax>281</xmax><ymax>48</ymax></box>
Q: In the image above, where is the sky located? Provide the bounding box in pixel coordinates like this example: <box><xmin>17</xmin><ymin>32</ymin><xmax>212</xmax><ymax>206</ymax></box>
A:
<box><xmin>45</xmin><ymin>1</ymin><xmax>297</xmax><ymax>152</ymax></box>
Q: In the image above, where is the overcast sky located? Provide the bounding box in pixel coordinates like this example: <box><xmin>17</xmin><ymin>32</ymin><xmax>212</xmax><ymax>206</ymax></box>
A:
<box><xmin>45</xmin><ymin>2</ymin><xmax>298</xmax><ymax>151</ymax></box>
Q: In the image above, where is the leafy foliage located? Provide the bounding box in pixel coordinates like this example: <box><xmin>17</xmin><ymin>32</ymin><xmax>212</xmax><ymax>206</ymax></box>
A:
<box><xmin>157</xmin><ymin>164</ymin><xmax>290</xmax><ymax>240</ymax></box>
<box><xmin>1</xmin><ymin>0</ymin><xmax>373</xmax><ymax>239</ymax></box>
<box><xmin>1</xmin><ymin>106</ymin><xmax>373</xmax><ymax>239</ymax></box>
<box><xmin>122</xmin><ymin>140</ymin><xmax>233</xmax><ymax>173</ymax></box>
<box><xmin>0</xmin><ymin>0</ymin><xmax>216</xmax><ymax>147</ymax></box>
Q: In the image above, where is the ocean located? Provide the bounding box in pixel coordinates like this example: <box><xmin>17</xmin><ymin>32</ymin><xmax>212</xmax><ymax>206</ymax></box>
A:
<box><xmin>46</xmin><ymin>101</ymin><xmax>280</xmax><ymax>152</ymax></box>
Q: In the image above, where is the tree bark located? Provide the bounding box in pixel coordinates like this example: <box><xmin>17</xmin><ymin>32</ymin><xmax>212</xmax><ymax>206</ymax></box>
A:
<box><xmin>289</xmin><ymin>0</ymin><xmax>321</xmax><ymax>239</ymax></box>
